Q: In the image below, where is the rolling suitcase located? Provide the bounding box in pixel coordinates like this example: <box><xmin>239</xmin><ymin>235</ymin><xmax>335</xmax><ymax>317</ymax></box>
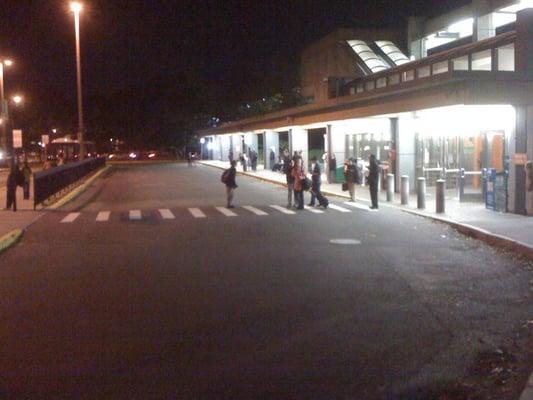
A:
<box><xmin>316</xmin><ymin>191</ymin><xmax>329</xmax><ymax>208</ymax></box>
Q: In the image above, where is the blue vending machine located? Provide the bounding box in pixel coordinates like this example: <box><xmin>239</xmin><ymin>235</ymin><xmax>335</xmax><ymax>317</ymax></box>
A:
<box><xmin>485</xmin><ymin>168</ymin><xmax>496</xmax><ymax>210</ymax></box>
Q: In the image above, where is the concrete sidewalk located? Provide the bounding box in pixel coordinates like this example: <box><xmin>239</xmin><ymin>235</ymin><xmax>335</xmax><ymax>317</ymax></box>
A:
<box><xmin>202</xmin><ymin>160</ymin><xmax>533</xmax><ymax>259</ymax></box>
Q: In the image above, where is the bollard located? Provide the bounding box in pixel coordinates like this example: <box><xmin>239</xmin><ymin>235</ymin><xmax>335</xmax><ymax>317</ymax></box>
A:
<box><xmin>417</xmin><ymin>177</ymin><xmax>426</xmax><ymax>209</ymax></box>
<box><xmin>387</xmin><ymin>174</ymin><xmax>394</xmax><ymax>202</ymax></box>
<box><xmin>436</xmin><ymin>179</ymin><xmax>445</xmax><ymax>213</ymax></box>
<box><xmin>401</xmin><ymin>175</ymin><xmax>409</xmax><ymax>205</ymax></box>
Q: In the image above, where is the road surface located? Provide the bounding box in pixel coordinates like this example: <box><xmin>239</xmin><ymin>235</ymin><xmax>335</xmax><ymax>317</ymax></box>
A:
<box><xmin>0</xmin><ymin>163</ymin><xmax>531</xmax><ymax>399</ymax></box>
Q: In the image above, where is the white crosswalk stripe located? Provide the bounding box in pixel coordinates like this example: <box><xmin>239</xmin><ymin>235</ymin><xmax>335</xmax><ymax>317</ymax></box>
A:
<box><xmin>158</xmin><ymin>209</ymin><xmax>175</xmax><ymax>219</ymax></box>
<box><xmin>328</xmin><ymin>204</ymin><xmax>351</xmax><ymax>213</ymax></box>
<box><xmin>188</xmin><ymin>208</ymin><xmax>206</xmax><ymax>218</ymax></box>
<box><xmin>216</xmin><ymin>206</ymin><xmax>238</xmax><ymax>217</ymax></box>
<box><xmin>129</xmin><ymin>210</ymin><xmax>142</xmax><ymax>220</ymax></box>
<box><xmin>61</xmin><ymin>212</ymin><xmax>81</xmax><ymax>223</ymax></box>
<box><xmin>304</xmin><ymin>205</ymin><xmax>324</xmax><ymax>214</ymax></box>
<box><xmin>270</xmin><ymin>205</ymin><xmax>296</xmax><ymax>215</ymax></box>
<box><xmin>242</xmin><ymin>206</ymin><xmax>268</xmax><ymax>216</ymax></box>
<box><xmin>344</xmin><ymin>202</ymin><xmax>371</xmax><ymax>211</ymax></box>
<box><xmin>96</xmin><ymin>211</ymin><xmax>111</xmax><ymax>222</ymax></box>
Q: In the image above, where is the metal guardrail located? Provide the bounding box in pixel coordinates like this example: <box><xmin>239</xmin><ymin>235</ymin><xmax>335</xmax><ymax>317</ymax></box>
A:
<box><xmin>33</xmin><ymin>157</ymin><xmax>106</xmax><ymax>209</ymax></box>
<box><xmin>459</xmin><ymin>168</ymin><xmax>487</xmax><ymax>202</ymax></box>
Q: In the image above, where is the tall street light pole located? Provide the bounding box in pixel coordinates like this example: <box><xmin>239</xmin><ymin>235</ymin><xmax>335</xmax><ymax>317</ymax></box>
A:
<box><xmin>71</xmin><ymin>2</ymin><xmax>85</xmax><ymax>160</ymax></box>
<box><xmin>0</xmin><ymin>59</ymin><xmax>13</xmax><ymax>153</ymax></box>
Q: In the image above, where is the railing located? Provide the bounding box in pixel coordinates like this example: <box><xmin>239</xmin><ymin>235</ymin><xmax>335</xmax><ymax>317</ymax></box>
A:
<box><xmin>342</xmin><ymin>31</ymin><xmax>517</xmax><ymax>97</ymax></box>
<box><xmin>33</xmin><ymin>157</ymin><xmax>106</xmax><ymax>208</ymax></box>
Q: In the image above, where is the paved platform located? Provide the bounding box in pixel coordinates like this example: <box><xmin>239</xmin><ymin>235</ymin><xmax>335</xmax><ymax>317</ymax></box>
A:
<box><xmin>202</xmin><ymin>160</ymin><xmax>533</xmax><ymax>255</ymax></box>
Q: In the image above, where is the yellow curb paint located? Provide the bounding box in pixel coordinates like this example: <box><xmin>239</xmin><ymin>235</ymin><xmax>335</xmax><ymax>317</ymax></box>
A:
<box><xmin>0</xmin><ymin>229</ymin><xmax>23</xmax><ymax>254</ymax></box>
<box><xmin>48</xmin><ymin>165</ymin><xmax>112</xmax><ymax>210</ymax></box>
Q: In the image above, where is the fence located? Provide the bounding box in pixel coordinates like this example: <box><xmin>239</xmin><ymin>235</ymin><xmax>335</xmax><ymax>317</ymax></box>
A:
<box><xmin>33</xmin><ymin>157</ymin><xmax>106</xmax><ymax>208</ymax></box>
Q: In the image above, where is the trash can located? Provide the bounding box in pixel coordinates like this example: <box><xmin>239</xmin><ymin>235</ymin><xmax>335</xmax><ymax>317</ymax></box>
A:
<box><xmin>336</xmin><ymin>166</ymin><xmax>345</xmax><ymax>183</ymax></box>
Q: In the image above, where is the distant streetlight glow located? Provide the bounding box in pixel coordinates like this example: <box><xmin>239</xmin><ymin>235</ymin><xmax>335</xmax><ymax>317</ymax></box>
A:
<box><xmin>70</xmin><ymin>2</ymin><xmax>82</xmax><ymax>14</ymax></box>
<box><xmin>12</xmin><ymin>95</ymin><xmax>23</xmax><ymax>104</ymax></box>
<box><xmin>3</xmin><ymin>60</ymin><xmax>13</xmax><ymax>67</ymax></box>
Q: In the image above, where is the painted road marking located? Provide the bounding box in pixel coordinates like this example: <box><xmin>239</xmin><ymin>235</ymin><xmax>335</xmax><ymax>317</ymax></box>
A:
<box><xmin>242</xmin><ymin>206</ymin><xmax>268</xmax><ymax>216</ymax></box>
<box><xmin>189</xmin><ymin>208</ymin><xmax>206</xmax><ymax>218</ymax></box>
<box><xmin>61</xmin><ymin>212</ymin><xmax>81</xmax><ymax>223</ymax></box>
<box><xmin>343</xmin><ymin>202</ymin><xmax>371</xmax><ymax>211</ymax></box>
<box><xmin>328</xmin><ymin>204</ymin><xmax>351</xmax><ymax>213</ymax></box>
<box><xmin>96</xmin><ymin>211</ymin><xmax>111</xmax><ymax>222</ymax></box>
<box><xmin>216</xmin><ymin>206</ymin><xmax>238</xmax><ymax>217</ymax></box>
<box><xmin>330</xmin><ymin>238</ymin><xmax>362</xmax><ymax>245</ymax></box>
<box><xmin>270</xmin><ymin>205</ymin><xmax>296</xmax><ymax>215</ymax></box>
<box><xmin>304</xmin><ymin>206</ymin><xmax>324</xmax><ymax>214</ymax></box>
<box><xmin>129</xmin><ymin>210</ymin><xmax>142</xmax><ymax>220</ymax></box>
<box><xmin>159</xmin><ymin>209</ymin><xmax>175</xmax><ymax>220</ymax></box>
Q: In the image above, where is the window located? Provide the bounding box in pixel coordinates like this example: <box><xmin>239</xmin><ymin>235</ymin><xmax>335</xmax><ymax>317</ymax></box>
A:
<box><xmin>471</xmin><ymin>49</ymin><xmax>492</xmax><ymax>71</ymax></box>
<box><xmin>403</xmin><ymin>70</ymin><xmax>415</xmax><ymax>81</ymax></box>
<box><xmin>349</xmin><ymin>86</ymin><xmax>356</xmax><ymax>95</ymax></box>
<box><xmin>376</xmin><ymin>77</ymin><xmax>387</xmax><ymax>88</ymax></box>
<box><xmin>417</xmin><ymin>66</ymin><xmax>431</xmax><ymax>78</ymax></box>
<box><xmin>497</xmin><ymin>43</ymin><xmax>515</xmax><ymax>71</ymax></box>
<box><xmin>432</xmin><ymin>61</ymin><xmax>449</xmax><ymax>75</ymax></box>
<box><xmin>388</xmin><ymin>74</ymin><xmax>400</xmax><ymax>85</ymax></box>
<box><xmin>356</xmin><ymin>83</ymin><xmax>364</xmax><ymax>93</ymax></box>
<box><xmin>452</xmin><ymin>55</ymin><xmax>469</xmax><ymax>71</ymax></box>
<box><xmin>365</xmin><ymin>81</ymin><xmax>375</xmax><ymax>91</ymax></box>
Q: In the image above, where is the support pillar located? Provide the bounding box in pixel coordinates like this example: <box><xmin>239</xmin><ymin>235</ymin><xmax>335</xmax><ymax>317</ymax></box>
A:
<box><xmin>290</xmin><ymin>127</ymin><xmax>308</xmax><ymax>169</ymax></box>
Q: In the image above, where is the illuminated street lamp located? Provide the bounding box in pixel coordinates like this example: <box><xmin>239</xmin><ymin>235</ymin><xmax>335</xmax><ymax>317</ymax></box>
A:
<box><xmin>11</xmin><ymin>95</ymin><xmax>23</xmax><ymax>105</ymax></box>
<box><xmin>70</xmin><ymin>2</ymin><xmax>85</xmax><ymax>160</ymax></box>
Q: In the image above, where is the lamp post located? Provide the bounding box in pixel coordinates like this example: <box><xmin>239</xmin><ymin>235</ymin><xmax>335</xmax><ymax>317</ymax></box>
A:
<box><xmin>0</xmin><ymin>59</ymin><xmax>13</xmax><ymax>153</ymax></box>
<box><xmin>71</xmin><ymin>2</ymin><xmax>85</xmax><ymax>160</ymax></box>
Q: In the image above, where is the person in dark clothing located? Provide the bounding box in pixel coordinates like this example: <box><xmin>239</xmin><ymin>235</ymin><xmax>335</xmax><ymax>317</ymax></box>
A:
<box><xmin>368</xmin><ymin>154</ymin><xmax>380</xmax><ymax>209</ymax></box>
<box><xmin>250</xmin><ymin>150</ymin><xmax>258</xmax><ymax>172</ymax></box>
<box><xmin>6</xmin><ymin>160</ymin><xmax>18</xmax><ymax>212</ymax></box>
<box><xmin>308</xmin><ymin>156</ymin><xmax>324</xmax><ymax>207</ymax></box>
<box><xmin>283</xmin><ymin>149</ymin><xmax>294</xmax><ymax>207</ymax></box>
<box><xmin>269</xmin><ymin>149</ymin><xmax>276</xmax><ymax>170</ymax></box>
<box><xmin>22</xmin><ymin>161</ymin><xmax>32</xmax><ymax>200</ymax></box>
<box><xmin>225</xmin><ymin>160</ymin><xmax>238</xmax><ymax>208</ymax></box>
<box><xmin>344</xmin><ymin>158</ymin><xmax>359</xmax><ymax>202</ymax></box>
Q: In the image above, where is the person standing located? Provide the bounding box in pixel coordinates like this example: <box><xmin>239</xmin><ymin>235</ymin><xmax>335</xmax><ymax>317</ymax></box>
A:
<box><xmin>292</xmin><ymin>157</ymin><xmax>306</xmax><ymax>210</ymax></box>
<box><xmin>308</xmin><ymin>156</ymin><xmax>322</xmax><ymax>207</ymax></box>
<box><xmin>283</xmin><ymin>149</ymin><xmax>294</xmax><ymax>208</ymax></box>
<box><xmin>250</xmin><ymin>150</ymin><xmax>258</xmax><ymax>172</ymax></box>
<box><xmin>6</xmin><ymin>159</ymin><xmax>18</xmax><ymax>212</ymax></box>
<box><xmin>344</xmin><ymin>158</ymin><xmax>358</xmax><ymax>202</ymax></box>
<box><xmin>225</xmin><ymin>160</ymin><xmax>238</xmax><ymax>208</ymax></box>
<box><xmin>269</xmin><ymin>149</ymin><xmax>276</xmax><ymax>170</ymax></box>
<box><xmin>22</xmin><ymin>161</ymin><xmax>32</xmax><ymax>200</ymax></box>
<box><xmin>368</xmin><ymin>154</ymin><xmax>380</xmax><ymax>209</ymax></box>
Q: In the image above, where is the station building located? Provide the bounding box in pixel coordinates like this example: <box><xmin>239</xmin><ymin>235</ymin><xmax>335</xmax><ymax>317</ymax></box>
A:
<box><xmin>198</xmin><ymin>0</ymin><xmax>533</xmax><ymax>215</ymax></box>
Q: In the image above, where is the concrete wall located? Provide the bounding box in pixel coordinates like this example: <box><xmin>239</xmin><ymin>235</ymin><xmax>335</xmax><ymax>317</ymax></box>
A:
<box><xmin>290</xmin><ymin>127</ymin><xmax>309</xmax><ymax>169</ymax></box>
<box><xmin>397</xmin><ymin>115</ymin><xmax>417</xmax><ymax>193</ymax></box>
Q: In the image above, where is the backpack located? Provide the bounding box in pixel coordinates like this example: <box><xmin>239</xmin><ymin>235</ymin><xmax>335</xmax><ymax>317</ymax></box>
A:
<box><xmin>221</xmin><ymin>169</ymin><xmax>230</xmax><ymax>184</ymax></box>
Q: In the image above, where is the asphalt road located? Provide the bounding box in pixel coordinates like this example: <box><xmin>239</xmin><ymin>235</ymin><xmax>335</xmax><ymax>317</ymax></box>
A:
<box><xmin>0</xmin><ymin>163</ymin><xmax>531</xmax><ymax>399</ymax></box>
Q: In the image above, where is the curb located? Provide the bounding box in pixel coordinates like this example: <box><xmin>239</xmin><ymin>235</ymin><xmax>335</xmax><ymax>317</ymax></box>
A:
<box><xmin>0</xmin><ymin>229</ymin><xmax>23</xmax><ymax>255</ymax></box>
<box><xmin>108</xmin><ymin>160</ymin><xmax>182</xmax><ymax>166</ymax></box>
<box><xmin>200</xmin><ymin>162</ymin><xmax>533</xmax><ymax>260</ymax></box>
<box><xmin>47</xmin><ymin>165</ymin><xmax>112</xmax><ymax>210</ymax></box>
<box><xmin>520</xmin><ymin>372</ymin><xmax>533</xmax><ymax>400</ymax></box>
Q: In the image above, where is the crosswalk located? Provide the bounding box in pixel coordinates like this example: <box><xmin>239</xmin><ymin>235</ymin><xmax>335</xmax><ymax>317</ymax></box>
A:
<box><xmin>58</xmin><ymin>202</ymin><xmax>371</xmax><ymax>224</ymax></box>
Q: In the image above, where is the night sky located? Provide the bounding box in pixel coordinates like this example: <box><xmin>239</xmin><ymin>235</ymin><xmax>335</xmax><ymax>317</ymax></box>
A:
<box><xmin>1</xmin><ymin>0</ymin><xmax>470</xmax><ymax>147</ymax></box>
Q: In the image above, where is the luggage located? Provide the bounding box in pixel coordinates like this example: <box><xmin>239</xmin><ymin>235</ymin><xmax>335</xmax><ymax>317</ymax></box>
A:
<box><xmin>315</xmin><ymin>191</ymin><xmax>329</xmax><ymax>208</ymax></box>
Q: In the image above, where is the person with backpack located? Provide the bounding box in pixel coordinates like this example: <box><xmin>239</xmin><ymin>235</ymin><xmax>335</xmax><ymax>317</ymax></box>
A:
<box><xmin>22</xmin><ymin>161</ymin><xmax>32</xmax><ymax>200</ymax></box>
<box><xmin>222</xmin><ymin>160</ymin><xmax>238</xmax><ymax>208</ymax></box>
<box><xmin>283</xmin><ymin>149</ymin><xmax>294</xmax><ymax>208</ymax></box>
<box><xmin>344</xmin><ymin>158</ymin><xmax>359</xmax><ymax>202</ymax></box>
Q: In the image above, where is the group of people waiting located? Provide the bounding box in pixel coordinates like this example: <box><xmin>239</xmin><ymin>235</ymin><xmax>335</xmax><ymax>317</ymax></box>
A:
<box><xmin>221</xmin><ymin>148</ymin><xmax>380</xmax><ymax>210</ymax></box>
<box><xmin>5</xmin><ymin>158</ymin><xmax>32</xmax><ymax>212</ymax></box>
